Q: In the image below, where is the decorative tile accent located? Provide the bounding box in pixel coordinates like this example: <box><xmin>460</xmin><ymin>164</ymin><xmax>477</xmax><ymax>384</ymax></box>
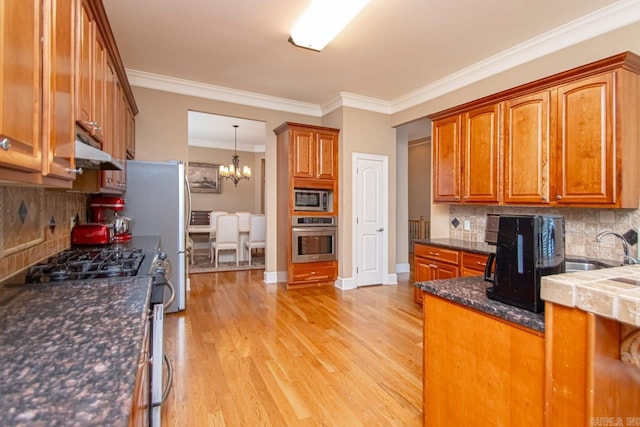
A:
<box><xmin>18</xmin><ymin>201</ymin><xmax>28</xmax><ymax>224</ymax></box>
<box><xmin>49</xmin><ymin>216</ymin><xmax>56</xmax><ymax>234</ymax></box>
<box><xmin>451</xmin><ymin>218</ymin><xmax>460</xmax><ymax>228</ymax></box>
<box><xmin>0</xmin><ymin>187</ymin><xmax>87</xmax><ymax>283</ymax></box>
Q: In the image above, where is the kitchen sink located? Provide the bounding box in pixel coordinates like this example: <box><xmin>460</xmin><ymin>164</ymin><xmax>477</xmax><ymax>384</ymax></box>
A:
<box><xmin>563</xmin><ymin>259</ymin><xmax>618</xmax><ymax>273</ymax></box>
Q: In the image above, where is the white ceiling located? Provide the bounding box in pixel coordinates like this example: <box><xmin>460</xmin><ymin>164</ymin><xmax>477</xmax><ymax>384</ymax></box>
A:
<box><xmin>103</xmin><ymin>0</ymin><xmax>634</xmax><ymax>148</ymax></box>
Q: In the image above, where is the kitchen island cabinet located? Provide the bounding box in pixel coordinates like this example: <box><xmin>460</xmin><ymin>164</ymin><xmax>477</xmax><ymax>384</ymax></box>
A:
<box><xmin>416</xmin><ymin>276</ymin><xmax>545</xmax><ymax>426</ymax></box>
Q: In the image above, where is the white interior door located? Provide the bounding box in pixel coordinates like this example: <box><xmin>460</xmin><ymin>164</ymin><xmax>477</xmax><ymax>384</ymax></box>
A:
<box><xmin>354</xmin><ymin>154</ymin><xmax>387</xmax><ymax>286</ymax></box>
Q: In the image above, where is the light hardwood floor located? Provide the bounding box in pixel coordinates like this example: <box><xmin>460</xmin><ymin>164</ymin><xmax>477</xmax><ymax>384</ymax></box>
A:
<box><xmin>161</xmin><ymin>270</ymin><xmax>423</xmax><ymax>426</ymax></box>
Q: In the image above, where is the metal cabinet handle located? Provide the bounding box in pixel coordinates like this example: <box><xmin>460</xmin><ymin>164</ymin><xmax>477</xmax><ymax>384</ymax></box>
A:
<box><xmin>376</xmin><ymin>227</ymin><xmax>384</xmax><ymax>232</ymax></box>
<box><xmin>66</xmin><ymin>167</ymin><xmax>83</xmax><ymax>175</ymax></box>
<box><xmin>454</xmin><ymin>196</ymin><xmax>460</xmax><ymax>200</ymax></box>
<box><xmin>556</xmin><ymin>195</ymin><xmax>563</xmax><ymax>200</ymax></box>
<box><xmin>118</xmin><ymin>183</ymin><xmax>126</xmax><ymax>188</ymax></box>
<box><xmin>541</xmin><ymin>195</ymin><xmax>547</xmax><ymax>201</ymax></box>
<box><xmin>463</xmin><ymin>196</ymin><xmax>469</xmax><ymax>200</ymax></box>
<box><xmin>106</xmin><ymin>177</ymin><xmax>113</xmax><ymax>183</ymax></box>
<box><xmin>88</xmin><ymin>121</ymin><xmax>102</xmax><ymax>131</ymax></box>
<box><xmin>0</xmin><ymin>138</ymin><xmax>10</xmax><ymax>151</ymax></box>
<box><xmin>429</xmin><ymin>251</ymin><xmax>440</xmax><ymax>256</ymax></box>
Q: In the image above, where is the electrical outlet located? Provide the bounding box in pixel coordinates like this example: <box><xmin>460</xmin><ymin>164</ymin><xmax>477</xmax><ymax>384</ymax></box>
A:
<box><xmin>463</xmin><ymin>220</ymin><xmax>471</xmax><ymax>231</ymax></box>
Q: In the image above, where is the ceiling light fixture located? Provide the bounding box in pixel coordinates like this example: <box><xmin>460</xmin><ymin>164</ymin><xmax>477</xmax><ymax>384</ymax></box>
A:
<box><xmin>289</xmin><ymin>0</ymin><xmax>370</xmax><ymax>52</ymax></box>
<box><xmin>219</xmin><ymin>125</ymin><xmax>251</xmax><ymax>187</ymax></box>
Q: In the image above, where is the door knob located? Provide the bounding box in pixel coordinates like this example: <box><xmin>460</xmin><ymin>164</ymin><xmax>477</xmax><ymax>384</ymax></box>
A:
<box><xmin>376</xmin><ymin>227</ymin><xmax>384</xmax><ymax>232</ymax></box>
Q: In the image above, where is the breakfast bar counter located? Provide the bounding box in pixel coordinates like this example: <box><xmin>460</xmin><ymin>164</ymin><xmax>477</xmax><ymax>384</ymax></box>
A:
<box><xmin>415</xmin><ymin>275</ymin><xmax>545</xmax><ymax>332</ymax></box>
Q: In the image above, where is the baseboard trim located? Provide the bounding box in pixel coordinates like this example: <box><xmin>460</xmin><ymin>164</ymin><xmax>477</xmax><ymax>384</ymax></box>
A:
<box><xmin>335</xmin><ymin>276</ymin><xmax>356</xmax><ymax>290</ymax></box>
<box><xmin>383</xmin><ymin>273</ymin><xmax>398</xmax><ymax>285</ymax></box>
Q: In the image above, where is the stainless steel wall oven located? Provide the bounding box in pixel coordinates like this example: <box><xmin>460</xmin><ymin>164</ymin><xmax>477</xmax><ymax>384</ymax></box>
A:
<box><xmin>291</xmin><ymin>216</ymin><xmax>337</xmax><ymax>263</ymax></box>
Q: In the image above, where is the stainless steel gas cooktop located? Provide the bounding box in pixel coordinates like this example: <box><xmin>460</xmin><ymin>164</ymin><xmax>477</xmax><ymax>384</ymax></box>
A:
<box><xmin>24</xmin><ymin>247</ymin><xmax>145</xmax><ymax>283</ymax></box>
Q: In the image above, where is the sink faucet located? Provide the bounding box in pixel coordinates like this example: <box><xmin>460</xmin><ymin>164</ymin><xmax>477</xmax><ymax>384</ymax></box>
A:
<box><xmin>595</xmin><ymin>231</ymin><xmax>639</xmax><ymax>265</ymax></box>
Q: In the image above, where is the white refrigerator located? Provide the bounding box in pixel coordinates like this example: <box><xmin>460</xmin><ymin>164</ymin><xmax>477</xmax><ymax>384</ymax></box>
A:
<box><xmin>124</xmin><ymin>160</ymin><xmax>188</xmax><ymax>313</ymax></box>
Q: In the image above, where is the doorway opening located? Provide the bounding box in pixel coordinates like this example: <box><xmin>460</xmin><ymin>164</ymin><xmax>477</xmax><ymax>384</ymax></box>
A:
<box><xmin>186</xmin><ymin>111</ymin><xmax>266</xmax><ymax>272</ymax></box>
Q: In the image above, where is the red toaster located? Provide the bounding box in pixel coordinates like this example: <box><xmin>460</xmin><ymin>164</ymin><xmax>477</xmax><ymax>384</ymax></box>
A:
<box><xmin>71</xmin><ymin>223</ymin><xmax>114</xmax><ymax>245</ymax></box>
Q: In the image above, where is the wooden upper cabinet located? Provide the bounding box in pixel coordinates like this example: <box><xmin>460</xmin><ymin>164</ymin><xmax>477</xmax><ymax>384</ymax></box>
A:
<box><xmin>316</xmin><ymin>131</ymin><xmax>337</xmax><ymax>179</ymax></box>
<box><xmin>76</xmin><ymin>0</ymin><xmax>93</xmax><ymax>129</ymax></box>
<box><xmin>92</xmin><ymin>29</ymin><xmax>106</xmax><ymax>143</ymax></box>
<box><xmin>503</xmin><ymin>90</ymin><xmax>552</xmax><ymax>204</ymax></box>
<box><xmin>556</xmin><ymin>72</ymin><xmax>614</xmax><ymax>205</ymax></box>
<box><xmin>462</xmin><ymin>105</ymin><xmax>500</xmax><ymax>203</ymax></box>
<box><xmin>42</xmin><ymin>0</ymin><xmax>77</xmax><ymax>181</ymax></box>
<box><xmin>292</xmin><ymin>128</ymin><xmax>337</xmax><ymax>180</ymax></box>
<box><xmin>0</xmin><ymin>0</ymin><xmax>43</xmax><ymax>173</ymax></box>
<box><xmin>292</xmin><ymin>129</ymin><xmax>315</xmax><ymax>178</ymax></box>
<box><xmin>76</xmin><ymin>0</ymin><xmax>106</xmax><ymax>141</ymax></box>
<box><xmin>432</xmin><ymin>115</ymin><xmax>461</xmax><ymax>202</ymax></box>
<box><xmin>430</xmin><ymin>52</ymin><xmax>640</xmax><ymax>208</ymax></box>
<box><xmin>432</xmin><ymin>105</ymin><xmax>499</xmax><ymax>204</ymax></box>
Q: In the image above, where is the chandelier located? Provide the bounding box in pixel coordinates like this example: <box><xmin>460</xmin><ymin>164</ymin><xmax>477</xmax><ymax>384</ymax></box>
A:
<box><xmin>219</xmin><ymin>125</ymin><xmax>251</xmax><ymax>186</ymax></box>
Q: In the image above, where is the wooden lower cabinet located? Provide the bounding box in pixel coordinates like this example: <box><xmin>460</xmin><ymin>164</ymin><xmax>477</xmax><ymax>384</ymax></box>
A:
<box><xmin>129</xmin><ymin>317</ymin><xmax>150</xmax><ymax>426</ymax></box>
<box><xmin>461</xmin><ymin>251</ymin><xmax>488</xmax><ymax>277</ymax></box>
<box><xmin>545</xmin><ymin>303</ymin><xmax>640</xmax><ymax>426</ymax></box>
<box><xmin>288</xmin><ymin>261</ymin><xmax>337</xmax><ymax>289</ymax></box>
<box><xmin>424</xmin><ymin>294</ymin><xmax>544</xmax><ymax>426</ymax></box>
<box><xmin>413</xmin><ymin>243</ymin><xmax>490</xmax><ymax>303</ymax></box>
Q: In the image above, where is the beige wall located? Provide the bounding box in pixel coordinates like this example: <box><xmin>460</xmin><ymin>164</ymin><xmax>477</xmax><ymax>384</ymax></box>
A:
<box><xmin>187</xmin><ymin>146</ymin><xmax>264</xmax><ymax>213</ymax></box>
<box><xmin>324</xmin><ymin>107</ymin><xmax>396</xmax><ymax>280</ymax></box>
<box><xmin>132</xmin><ymin>86</ymin><xmax>320</xmax><ymax>274</ymax></box>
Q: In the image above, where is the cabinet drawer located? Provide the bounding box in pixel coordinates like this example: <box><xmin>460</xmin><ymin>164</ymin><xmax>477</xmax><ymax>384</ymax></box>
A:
<box><xmin>414</xmin><ymin>244</ymin><xmax>459</xmax><ymax>264</ymax></box>
<box><xmin>291</xmin><ymin>261</ymin><xmax>337</xmax><ymax>283</ymax></box>
<box><xmin>462</xmin><ymin>251</ymin><xmax>489</xmax><ymax>271</ymax></box>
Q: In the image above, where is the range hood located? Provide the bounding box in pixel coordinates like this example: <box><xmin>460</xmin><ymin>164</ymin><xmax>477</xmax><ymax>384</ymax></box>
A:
<box><xmin>74</xmin><ymin>135</ymin><xmax>124</xmax><ymax>171</ymax></box>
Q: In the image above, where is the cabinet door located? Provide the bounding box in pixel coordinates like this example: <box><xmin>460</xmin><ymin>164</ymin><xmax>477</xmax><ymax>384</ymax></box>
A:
<box><xmin>414</xmin><ymin>258</ymin><xmax>434</xmax><ymax>304</ymax></box>
<box><xmin>100</xmin><ymin>59</ymin><xmax>117</xmax><ymax>190</ymax></box>
<box><xmin>126</xmin><ymin>104</ymin><xmax>135</xmax><ymax>159</ymax></box>
<box><xmin>432</xmin><ymin>116</ymin><xmax>461</xmax><ymax>202</ymax></box>
<box><xmin>292</xmin><ymin>128</ymin><xmax>315</xmax><ymax>179</ymax></box>
<box><xmin>42</xmin><ymin>0</ymin><xmax>76</xmax><ymax>180</ymax></box>
<box><xmin>434</xmin><ymin>261</ymin><xmax>459</xmax><ymax>280</ymax></box>
<box><xmin>92</xmin><ymin>28</ymin><xmax>106</xmax><ymax>142</ymax></box>
<box><xmin>76</xmin><ymin>0</ymin><xmax>93</xmax><ymax>130</ymax></box>
<box><xmin>0</xmin><ymin>0</ymin><xmax>43</xmax><ymax>172</ymax></box>
<box><xmin>316</xmin><ymin>131</ymin><xmax>336</xmax><ymax>179</ymax></box>
<box><xmin>503</xmin><ymin>91</ymin><xmax>552</xmax><ymax>204</ymax></box>
<box><xmin>556</xmin><ymin>72</ymin><xmax>615</xmax><ymax>205</ymax></box>
<box><xmin>462</xmin><ymin>105</ymin><xmax>500</xmax><ymax>203</ymax></box>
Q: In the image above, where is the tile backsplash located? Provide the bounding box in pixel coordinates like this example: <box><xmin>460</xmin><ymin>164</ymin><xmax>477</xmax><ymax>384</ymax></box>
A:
<box><xmin>0</xmin><ymin>186</ymin><xmax>86</xmax><ymax>283</ymax></box>
<box><xmin>449</xmin><ymin>205</ymin><xmax>640</xmax><ymax>262</ymax></box>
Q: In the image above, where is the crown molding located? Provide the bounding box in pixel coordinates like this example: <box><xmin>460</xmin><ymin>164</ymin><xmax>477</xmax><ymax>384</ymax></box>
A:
<box><xmin>126</xmin><ymin>0</ymin><xmax>640</xmax><ymax>118</ymax></box>
<box><xmin>322</xmin><ymin>92</ymin><xmax>391</xmax><ymax>115</ymax></box>
<box><xmin>126</xmin><ymin>69</ymin><xmax>323</xmax><ymax>117</ymax></box>
<box><xmin>390</xmin><ymin>0</ymin><xmax>640</xmax><ymax>113</ymax></box>
<box><xmin>188</xmin><ymin>137</ymin><xmax>265</xmax><ymax>153</ymax></box>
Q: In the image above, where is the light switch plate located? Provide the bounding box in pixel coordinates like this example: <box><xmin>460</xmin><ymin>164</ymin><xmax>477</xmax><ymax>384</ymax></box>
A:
<box><xmin>463</xmin><ymin>220</ymin><xmax>471</xmax><ymax>231</ymax></box>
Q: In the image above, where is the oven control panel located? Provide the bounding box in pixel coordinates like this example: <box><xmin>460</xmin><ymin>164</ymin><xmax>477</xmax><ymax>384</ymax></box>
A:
<box><xmin>292</xmin><ymin>216</ymin><xmax>337</xmax><ymax>226</ymax></box>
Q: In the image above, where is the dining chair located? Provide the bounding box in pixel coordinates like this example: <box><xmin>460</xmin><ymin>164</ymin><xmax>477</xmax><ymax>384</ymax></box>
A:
<box><xmin>211</xmin><ymin>214</ymin><xmax>239</xmax><ymax>267</ymax></box>
<box><xmin>244</xmin><ymin>214</ymin><xmax>266</xmax><ymax>265</ymax></box>
<box><xmin>186</xmin><ymin>237</ymin><xmax>195</xmax><ymax>265</ymax></box>
<box><xmin>208</xmin><ymin>211</ymin><xmax>227</xmax><ymax>262</ymax></box>
<box><xmin>235</xmin><ymin>212</ymin><xmax>251</xmax><ymax>233</ymax></box>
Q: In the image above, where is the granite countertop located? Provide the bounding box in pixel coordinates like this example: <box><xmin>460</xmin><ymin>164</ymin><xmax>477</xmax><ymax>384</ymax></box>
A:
<box><xmin>0</xmin><ymin>236</ymin><xmax>160</xmax><ymax>427</ymax></box>
<box><xmin>414</xmin><ymin>238</ymin><xmax>495</xmax><ymax>255</ymax></box>
<box><xmin>415</xmin><ymin>276</ymin><xmax>545</xmax><ymax>332</ymax></box>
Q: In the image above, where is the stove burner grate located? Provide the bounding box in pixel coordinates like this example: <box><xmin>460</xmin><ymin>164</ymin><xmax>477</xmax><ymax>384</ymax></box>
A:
<box><xmin>25</xmin><ymin>247</ymin><xmax>145</xmax><ymax>284</ymax></box>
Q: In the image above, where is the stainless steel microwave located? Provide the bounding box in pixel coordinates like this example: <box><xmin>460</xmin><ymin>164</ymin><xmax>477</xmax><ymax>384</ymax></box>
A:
<box><xmin>293</xmin><ymin>189</ymin><xmax>330</xmax><ymax>212</ymax></box>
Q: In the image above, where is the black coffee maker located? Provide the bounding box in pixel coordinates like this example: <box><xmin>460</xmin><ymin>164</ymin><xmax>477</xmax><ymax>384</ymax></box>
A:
<box><xmin>484</xmin><ymin>214</ymin><xmax>565</xmax><ymax>313</ymax></box>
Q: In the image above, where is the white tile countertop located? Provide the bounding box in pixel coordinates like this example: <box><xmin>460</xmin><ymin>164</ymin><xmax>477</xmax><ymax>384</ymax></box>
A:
<box><xmin>541</xmin><ymin>264</ymin><xmax>640</xmax><ymax>327</ymax></box>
